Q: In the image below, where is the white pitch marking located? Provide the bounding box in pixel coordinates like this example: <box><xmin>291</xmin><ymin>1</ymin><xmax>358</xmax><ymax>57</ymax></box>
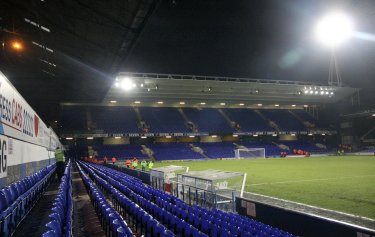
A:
<box><xmin>248</xmin><ymin>174</ymin><xmax>375</xmax><ymax>186</ymax></box>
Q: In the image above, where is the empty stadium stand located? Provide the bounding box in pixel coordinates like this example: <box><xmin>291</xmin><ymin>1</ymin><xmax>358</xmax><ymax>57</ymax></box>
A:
<box><xmin>149</xmin><ymin>143</ymin><xmax>205</xmax><ymax>160</ymax></box>
<box><xmin>139</xmin><ymin>107</ymin><xmax>189</xmax><ymax>133</ymax></box>
<box><xmin>90</xmin><ymin>106</ymin><xmax>141</xmax><ymax>133</ymax></box>
<box><xmin>77</xmin><ymin>161</ymin><xmax>296</xmax><ymax>237</ymax></box>
<box><xmin>223</xmin><ymin>109</ymin><xmax>274</xmax><ymax>132</ymax></box>
<box><xmin>182</xmin><ymin>108</ymin><xmax>234</xmax><ymax>133</ymax></box>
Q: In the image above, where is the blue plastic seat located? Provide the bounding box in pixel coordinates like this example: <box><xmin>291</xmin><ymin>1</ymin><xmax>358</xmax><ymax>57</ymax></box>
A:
<box><xmin>42</xmin><ymin>230</ymin><xmax>58</xmax><ymax>237</ymax></box>
<box><xmin>46</xmin><ymin>220</ymin><xmax>61</xmax><ymax>237</ymax></box>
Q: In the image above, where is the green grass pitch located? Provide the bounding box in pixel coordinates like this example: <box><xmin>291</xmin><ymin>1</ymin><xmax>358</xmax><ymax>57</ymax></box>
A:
<box><xmin>153</xmin><ymin>156</ymin><xmax>375</xmax><ymax>219</ymax></box>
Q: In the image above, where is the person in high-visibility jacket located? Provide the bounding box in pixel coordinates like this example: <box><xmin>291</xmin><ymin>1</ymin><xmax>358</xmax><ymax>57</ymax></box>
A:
<box><xmin>132</xmin><ymin>158</ymin><xmax>138</xmax><ymax>170</ymax></box>
<box><xmin>54</xmin><ymin>147</ymin><xmax>65</xmax><ymax>181</ymax></box>
<box><xmin>141</xmin><ymin>160</ymin><xmax>147</xmax><ymax>171</ymax></box>
<box><xmin>148</xmin><ymin>161</ymin><xmax>154</xmax><ymax>169</ymax></box>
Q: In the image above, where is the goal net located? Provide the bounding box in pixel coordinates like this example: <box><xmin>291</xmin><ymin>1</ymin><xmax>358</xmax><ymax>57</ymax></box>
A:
<box><xmin>234</xmin><ymin>148</ymin><xmax>265</xmax><ymax>159</ymax></box>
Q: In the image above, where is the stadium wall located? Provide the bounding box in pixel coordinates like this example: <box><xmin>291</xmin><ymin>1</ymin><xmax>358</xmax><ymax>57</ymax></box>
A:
<box><xmin>236</xmin><ymin>197</ymin><xmax>375</xmax><ymax>237</ymax></box>
<box><xmin>0</xmin><ymin>72</ymin><xmax>61</xmax><ymax>188</ymax></box>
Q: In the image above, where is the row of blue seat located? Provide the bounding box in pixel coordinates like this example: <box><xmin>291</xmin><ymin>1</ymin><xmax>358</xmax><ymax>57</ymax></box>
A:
<box><xmin>82</xmin><ymin>162</ymin><xmax>195</xmax><ymax>237</ymax></box>
<box><xmin>87</xmin><ymin>163</ymin><xmax>296</xmax><ymax>237</ymax></box>
<box><xmin>76</xmin><ymin>162</ymin><xmax>134</xmax><ymax>237</ymax></box>
<box><xmin>0</xmin><ymin>164</ymin><xmax>56</xmax><ymax>237</ymax></box>
<box><xmin>43</xmin><ymin>161</ymin><xmax>73</xmax><ymax>237</ymax></box>
<box><xmin>79</xmin><ymin>161</ymin><xmax>173</xmax><ymax>237</ymax></box>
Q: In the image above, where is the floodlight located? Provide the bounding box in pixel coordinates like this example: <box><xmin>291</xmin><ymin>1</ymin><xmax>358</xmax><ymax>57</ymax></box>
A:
<box><xmin>12</xmin><ymin>41</ymin><xmax>23</xmax><ymax>51</ymax></box>
<box><xmin>120</xmin><ymin>78</ymin><xmax>136</xmax><ymax>91</ymax></box>
<box><xmin>315</xmin><ymin>12</ymin><xmax>353</xmax><ymax>47</ymax></box>
<box><xmin>220</xmin><ymin>103</ymin><xmax>226</xmax><ymax>106</ymax></box>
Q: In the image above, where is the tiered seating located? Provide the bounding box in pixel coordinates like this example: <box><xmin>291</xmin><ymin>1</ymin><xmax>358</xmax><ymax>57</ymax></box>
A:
<box><xmin>198</xmin><ymin>142</ymin><xmax>236</xmax><ymax>158</ymax></box>
<box><xmin>77</xmin><ymin>163</ymin><xmax>134</xmax><ymax>237</ymax></box>
<box><xmin>238</xmin><ymin>141</ymin><xmax>285</xmax><ymax>157</ymax></box>
<box><xmin>97</xmin><ymin>144</ymin><xmax>148</xmax><ymax>160</ymax></box>
<box><xmin>183</xmin><ymin>108</ymin><xmax>233</xmax><ymax>133</ymax></box>
<box><xmin>0</xmin><ymin>164</ymin><xmax>56</xmax><ymax>236</ymax></box>
<box><xmin>90</xmin><ymin>106</ymin><xmax>140</xmax><ymax>133</ymax></box>
<box><xmin>61</xmin><ymin>106</ymin><xmax>87</xmax><ymax>131</ymax></box>
<box><xmin>149</xmin><ymin>143</ymin><xmax>205</xmax><ymax>160</ymax></box>
<box><xmin>223</xmin><ymin>109</ymin><xmax>273</xmax><ymax>132</ymax></box>
<box><xmin>81</xmin><ymin>162</ymin><xmax>295</xmax><ymax>237</ymax></box>
<box><xmin>139</xmin><ymin>107</ymin><xmax>188</xmax><ymax>133</ymax></box>
<box><xmin>260</xmin><ymin>110</ymin><xmax>306</xmax><ymax>131</ymax></box>
<box><xmin>280</xmin><ymin>141</ymin><xmax>328</xmax><ymax>153</ymax></box>
<box><xmin>42</xmin><ymin>161</ymin><xmax>73</xmax><ymax>237</ymax></box>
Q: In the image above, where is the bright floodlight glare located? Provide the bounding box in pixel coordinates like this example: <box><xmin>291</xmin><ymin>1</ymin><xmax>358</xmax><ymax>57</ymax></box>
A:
<box><xmin>120</xmin><ymin>78</ymin><xmax>136</xmax><ymax>91</ymax></box>
<box><xmin>315</xmin><ymin>12</ymin><xmax>353</xmax><ymax>47</ymax></box>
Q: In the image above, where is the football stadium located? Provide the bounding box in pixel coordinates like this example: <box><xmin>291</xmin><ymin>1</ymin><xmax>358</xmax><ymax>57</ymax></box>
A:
<box><xmin>1</xmin><ymin>1</ymin><xmax>375</xmax><ymax>237</ymax></box>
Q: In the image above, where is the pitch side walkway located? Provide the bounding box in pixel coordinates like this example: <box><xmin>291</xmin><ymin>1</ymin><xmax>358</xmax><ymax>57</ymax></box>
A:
<box><xmin>243</xmin><ymin>192</ymin><xmax>375</xmax><ymax>231</ymax></box>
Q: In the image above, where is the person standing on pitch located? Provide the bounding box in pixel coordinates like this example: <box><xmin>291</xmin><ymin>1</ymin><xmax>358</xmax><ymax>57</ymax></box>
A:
<box><xmin>126</xmin><ymin>159</ymin><xmax>131</xmax><ymax>168</ymax></box>
<box><xmin>54</xmin><ymin>147</ymin><xmax>65</xmax><ymax>181</ymax></box>
<box><xmin>141</xmin><ymin>160</ymin><xmax>147</xmax><ymax>171</ymax></box>
<box><xmin>148</xmin><ymin>160</ymin><xmax>154</xmax><ymax>170</ymax></box>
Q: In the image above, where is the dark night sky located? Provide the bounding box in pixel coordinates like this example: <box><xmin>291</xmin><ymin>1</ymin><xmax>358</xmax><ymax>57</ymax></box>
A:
<box><xmin>124</xmin><ymin>0</ymin><xmax>375</xmax><ymax>106</ymax></box>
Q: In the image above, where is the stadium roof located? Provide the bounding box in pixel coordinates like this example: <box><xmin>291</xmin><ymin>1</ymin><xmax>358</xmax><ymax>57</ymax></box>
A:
<box><xmin>99</xmin><ymin>72</ymin><xmax>358</xmax><ymax>107</ymax></box>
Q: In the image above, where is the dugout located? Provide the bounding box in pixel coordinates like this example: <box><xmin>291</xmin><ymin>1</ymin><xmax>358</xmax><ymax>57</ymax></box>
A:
<box><xmin>150</xmin><ymin>165</ymin><xmax>189</xmax><ymax>194</ymax></box>
<box><xmin>176</xmin><ymin>169</ymin><xmax>247</xmax><ymax>212</ymax></box>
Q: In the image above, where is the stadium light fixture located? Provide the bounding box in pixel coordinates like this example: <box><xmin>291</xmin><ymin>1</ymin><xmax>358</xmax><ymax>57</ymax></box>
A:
<box><xmin>110</xmin><ymin>100</ymin><xmax>117</xmax><ymax>104</ymax></box>
<box><xmin>257</xmin><ymin>104</ymin><xmax>263</xmax><ymax>106</ymax></box>
<box><xmin>322</xmin><ymin>133</ymin><xmax>326</xmax><ymax>136</ymax></box>
<box><xmin>272</xmin><ymin>133</ymin><xmax>277</xmax><ymax>137</ymax></box>
<box><xmin>165</xmin><ymin>135</ymin><xmax>172</xmax><ymax>138</ymax></box>
<box><xmin>253</xmin><ymin>134</ymin><xmax>258</xmax><ymax>137</ymax></box>
<box><xmin>372</xmin><ymin>114</ymin><xmax>375</xmax><ymax>117</ymax></box>
<box><xmin>140</xmin><ymin>83</ymin><xmax>144</xmax><ymax>87</ymax></box>
<box><xmin>114</xmin><ymin>136</ymin><xmax>121</xmax><ymax>139</ymax></box>
<box><xmin>291</xmin><ymin>104</ymin><xmax>296</xmax><ymax>107</ymax></box>
<box><xmin>315</xmin><ymin>12</ymin><xmax>354</xmax><ymax>48</ymax></box>
<box><xmin>119</xmin><ymin>77</ymin><xmax>136</xmax><ymax>91</ymax></box>
<box><xmin>157</xmin><ymin>101</ymin><xmax>164</xmax><ymax>104</ymax></box>
<box><xmin>232</xmin><ymin>134</ymin><xmax>238</xmax><ymax>137</ymax></box>
<box><xmin>304</xmin><ymin>105</ymin><xmax>309</xmax><ymax>107</ymax></box>
<box><xmin>308</xmin><ymin>133</ymin><xmax>313</xmax><ymax>136</ymax></box>
<box><xmin>12</xmin><ymin>41</ymin><xmax>23</xmax><ymax>51</ymax></box>
<box><xmin>189</xmin><ymin>135</ymin><xmax>195</xmax><ymax>138</ymax></box>
<box><xmin>179</xmin><ymin>101</ymin><xmax>186</xmax><ymax>105</ymax></box>
<box><xmin>200</xmin><ymin>102</ymin><xmax>206</xmax><ymax>105</ymax></box>
<box><xmin>274</xmin><ymin>104</ymin><xmax>279</xmax><ymax>107</ymax></box>
<box><xmin>239</xmin><ymin>103</ymin><xmax>245</xmax><ymax>106</ymax></box>
<box><xmin>114</xmin><ymin>82</ymin><xmax>120</xmax><ymax>88</ymax></box>
<box><xmin>220</xmin><ymin>103</ymin><xmax>226</xmax><ymax>106</ymax></box>
<box><xmin>87</xmin><ymin>137</ymin><xmax>94</xmax><ymax>140</ymax></box>
<box><xmin>65</xmin><ymin>137</ymin><xmax>73</xmax><ymax>140</ymax></box>
<box><xmin>141</xmin><ymin>136</ymin><xmax>147</xmax><ymax>139</ymax></box>
<box><xmin>291</xmin><ymin>133</ymin><xmax>296</xmax><ymax>136</ymax></box>
<box><xmin>134</xmin><ymin>101</ymin><xmax>141</xmax><ymax>104</ymax></box>
<box><xmin>211</xmin><ymin>135</ymin><xmax>217</xmax><ymax>138</ymax></box>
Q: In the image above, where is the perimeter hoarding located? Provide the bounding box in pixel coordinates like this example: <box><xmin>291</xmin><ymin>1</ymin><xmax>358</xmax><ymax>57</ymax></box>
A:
<box><xmin>0</xmin><ymin>71</ymin><xmax>59</xmax><ymax>150</ymax></box>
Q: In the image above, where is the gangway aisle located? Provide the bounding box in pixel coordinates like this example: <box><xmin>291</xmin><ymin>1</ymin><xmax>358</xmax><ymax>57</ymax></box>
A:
<box><xmin>71</xmin><ymin>165</ymin><xmax>106</xmax><ymax>237</ymax></box>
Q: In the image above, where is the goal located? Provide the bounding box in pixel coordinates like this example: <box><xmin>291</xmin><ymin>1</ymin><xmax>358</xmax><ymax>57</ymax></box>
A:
<box><xmin>234</xmin><ymin>148</ymin><xmax>265</xmax><ymax>159</ymax></box>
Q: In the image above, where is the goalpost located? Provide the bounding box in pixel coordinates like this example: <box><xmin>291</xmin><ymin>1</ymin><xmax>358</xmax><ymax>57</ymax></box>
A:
<box><xmin>234</xmin><ymin>148</ymin><xmax>266</xmax><ymax>159</ymax></box>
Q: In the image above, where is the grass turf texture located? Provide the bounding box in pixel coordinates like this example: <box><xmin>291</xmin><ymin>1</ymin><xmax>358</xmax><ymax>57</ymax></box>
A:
<box><xmin>153</xmin><ymin>156</ymin><xmax>375</xmax><ymax>219</ymax></box>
